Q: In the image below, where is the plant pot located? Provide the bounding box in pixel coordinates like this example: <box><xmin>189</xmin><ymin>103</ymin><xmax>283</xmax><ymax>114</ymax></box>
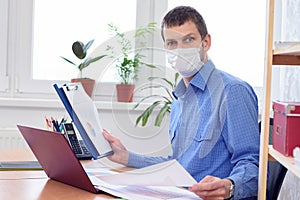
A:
<box><xmin>71</xmin><ymin>78</ymin><xmax>95</xmax><ymax>97</ymax></box>
<box><xmin>116</xmin><ymin>84</ymin><xmax>135</xmax><ymax>102</ymax></box>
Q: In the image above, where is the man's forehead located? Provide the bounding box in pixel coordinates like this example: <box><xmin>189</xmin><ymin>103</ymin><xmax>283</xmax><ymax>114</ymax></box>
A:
<box><xmin>163</xmin><ymin>21</ymin><xmax>200</xmax><ymax>39</ymax></box>
<box><xmin>163</xmin><ymin>30</ymin><xmax>199</xmax><ymax>41</ymax></box>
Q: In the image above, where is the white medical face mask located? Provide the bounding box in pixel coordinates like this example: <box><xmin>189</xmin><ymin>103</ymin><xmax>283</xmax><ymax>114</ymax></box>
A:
<box><xmin>166</xmin><ymin>46</ymin><xmax>204</xmax><ymax>77</ymax></box>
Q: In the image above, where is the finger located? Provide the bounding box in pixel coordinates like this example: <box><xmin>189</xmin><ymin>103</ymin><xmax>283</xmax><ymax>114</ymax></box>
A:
<box><xmin>102</xmin><ymin>130</ymin><xmax>115</xmax><ymax>142</ymax></box>
<box><xmin>102</xmin><ymin>129</ymin><xmax>110</xmax><ymax>136</ymax></box>
<box><xmin>199</xmin><ymin>175</ymin><xmax>215</xmax><ymax>183</ymax></box>
<box><xmin>189</xmin><ymin>179</ymin><xmax>227</xmax><ymax>199</ymax></box>
<box><xmin>191</xmin><ymin>186</ymin><xmax>226</xmax><ymax>198</ymax></box>
<box><xmin>192</xmin><ymin>178</ymin><xmax>224</xmax><ymax>191</ymax></box>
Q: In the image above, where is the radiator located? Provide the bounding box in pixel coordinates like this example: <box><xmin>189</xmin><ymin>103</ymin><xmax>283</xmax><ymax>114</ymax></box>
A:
<box><xmin>0</xmin><ymin>128</ymin><xmax>28</xmax><ymax>149</ymax></box>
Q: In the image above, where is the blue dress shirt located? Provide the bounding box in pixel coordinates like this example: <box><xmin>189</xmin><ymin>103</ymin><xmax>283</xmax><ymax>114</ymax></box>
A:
<box><xmin>128</xmin><ymin>60</ymin><xmax>260</xmax><ymax>199</ymax></box>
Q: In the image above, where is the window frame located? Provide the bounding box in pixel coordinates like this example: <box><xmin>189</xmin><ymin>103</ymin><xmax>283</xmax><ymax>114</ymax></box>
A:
<box><xmin>0</xmin><ymin>0</ymin><xmax>9</xmax><ymax>94</ymax></box>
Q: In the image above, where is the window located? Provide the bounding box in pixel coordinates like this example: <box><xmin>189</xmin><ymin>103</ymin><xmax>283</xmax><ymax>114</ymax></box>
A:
<box><xmin>32</xmin><ymin>0</ymin><xmax>137</xmax><ymax>82</ymax></box>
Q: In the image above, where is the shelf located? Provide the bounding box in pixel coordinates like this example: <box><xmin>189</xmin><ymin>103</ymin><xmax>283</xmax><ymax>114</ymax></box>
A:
<box><xmin>269</xmin><ymin>145</ymin><xmax>300</xmax><ymax>179</ymax></box>
<box><xmin>274</xmin><ymin>42</ymin><xmax>300</xmax><ymax>55</ymax></box>
<box><xmin>273</xmin><ymin>42</ymin><xmax>300</xmax><ymax>65</ymax></box>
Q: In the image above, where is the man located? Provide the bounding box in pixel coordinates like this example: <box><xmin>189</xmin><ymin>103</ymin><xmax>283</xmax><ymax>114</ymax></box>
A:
<box><xmin>103</xmin><ymin>6</ymin><xmax>259</xmax><ymax>200</ymax></box>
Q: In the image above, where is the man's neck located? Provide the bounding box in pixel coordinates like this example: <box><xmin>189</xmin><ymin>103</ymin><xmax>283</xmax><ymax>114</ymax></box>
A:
<box><xmin>183</xmin><ymin>76</ymin><xmax>193</xmax><ymax>86</ymax></box>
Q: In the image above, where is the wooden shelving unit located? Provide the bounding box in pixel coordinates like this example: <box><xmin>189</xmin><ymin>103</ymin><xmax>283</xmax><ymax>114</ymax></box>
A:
<box><xmin>258</xmin><ymin>0</ymin><xmax>300</xmax><ymax>199</ymax></box>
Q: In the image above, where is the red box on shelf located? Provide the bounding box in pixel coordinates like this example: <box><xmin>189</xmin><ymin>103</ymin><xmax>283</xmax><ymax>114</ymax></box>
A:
<box><xmin>272</xmin><ymin>101</ymin><xmax>300</xmax><ymax>156</ymax></box>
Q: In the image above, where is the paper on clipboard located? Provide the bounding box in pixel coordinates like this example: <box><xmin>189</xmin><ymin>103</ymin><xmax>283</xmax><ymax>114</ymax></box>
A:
<box><xmin>53</xmin><ymin>83</ymin><xmax>113</xmax><ymax>159</ymax></box>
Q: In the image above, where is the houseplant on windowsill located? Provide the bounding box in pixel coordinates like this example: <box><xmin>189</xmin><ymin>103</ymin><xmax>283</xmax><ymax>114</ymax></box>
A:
<box><xmin>61</xmin><ymin>39</ymin><xmax>106</xmax><ymax>97</ymax></box>
<box><xmin>106</xmin><ymin>22</ymin><xmax>156</xmax><ymax>102</ymax></box>
<box><xmin>134</xmin><ymin>71</ymin><xmax>179</xmax><ymax>127</ymax></box>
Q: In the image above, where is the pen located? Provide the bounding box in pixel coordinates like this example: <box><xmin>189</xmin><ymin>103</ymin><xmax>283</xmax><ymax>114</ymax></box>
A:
<box><xmin>58</xmin><ymin>117</ymin><xmax>67</xmax><ymax>132</ymax></box>
<box><xmin>52</xmin><ymin>118</ymin><xmax>60</xmax><ymax>132</ymax></box>
<box><xmin>45</xmin><ymin>117</ymin><xmax>54</xmax><ymax>131</ymax></box>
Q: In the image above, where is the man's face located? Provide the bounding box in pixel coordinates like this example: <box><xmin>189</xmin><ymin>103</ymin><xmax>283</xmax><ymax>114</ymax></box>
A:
<box><xmin>163</xmin><ymin>21</ymin><xmax>203</xmax><ymax>50</ymax></box>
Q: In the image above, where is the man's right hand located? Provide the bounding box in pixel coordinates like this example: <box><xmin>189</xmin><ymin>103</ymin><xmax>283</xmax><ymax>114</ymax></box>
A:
<box><xmin>102</xmin><ymin>129</ymin><xmax>129</xmax><ymax>165</ymax></box>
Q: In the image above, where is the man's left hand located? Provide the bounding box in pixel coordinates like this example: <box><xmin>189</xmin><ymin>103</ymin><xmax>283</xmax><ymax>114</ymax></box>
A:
<box><xmin>188</xmin><ymin>175</ymin><xmax>232</xmax><ymax>200</ymax></box>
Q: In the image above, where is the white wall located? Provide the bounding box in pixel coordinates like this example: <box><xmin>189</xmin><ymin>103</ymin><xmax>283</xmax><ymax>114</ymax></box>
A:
<box><xmin>0</xmin><ymin>98</ymin><xmax>172</xmax><ymax>158</ymax></box>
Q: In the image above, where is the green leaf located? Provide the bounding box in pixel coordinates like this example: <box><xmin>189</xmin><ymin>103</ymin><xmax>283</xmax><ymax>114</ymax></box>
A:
<box><xmin>83</xmin><ymin>39</ymin><xmax>94</xmax><ymax>52</ymax></box>
<box><xmin>134</xmin><ymin>71</ymin><xmax>179</xmax><ymax>127</ymax></box>
<box><xmin>155</xmin><ymin>103</ymin><xmax>170</xmax><ymax>126</ymax></box>
<box><xmin>135</xmin><ymin>101</ymin><xmax>161</xmax><ymax>126</ymax></box>
<box><xmin>141</xmin><ymin>62</ymin><xmax>157</xmax><ymax>69</ymax></box>
<box><xmin>133</xmin><ymin>94</ymin><xmax>163</xmax><ymax>109</ymax></box>
<box><xmin>140</xmin><ymin>84</ymin><xmax>173</xmax><ymax>100</ymax></box>
<box><xmin>78</xmin><ymin>55</ymin><xmax>106</xmax><ymax>71</ymax></box>
<box><xmin>135</xmin><ymin>115</ymin><xmax>144</xmax><ymax>127</ymax></box>
<box><xmin>60</xmin><ymin>56</ymin><xmax>76</xmax><ymax>66</ymax></box>
<box><xmin>72</xmin><ymin>41</ymin><xmax>86</xmax><ymax>59</ymax></box>
<box><xmin>82</xmin><ymin>55</ymin><xmax>107</xmax><ymax>69</ymax></box>
<box><xmin>148</xmin><ymin>76</ymin><xmax>173</xmax><ymax>88</ymax></box>
<box><xmin>139</xmin><ymin>84</ymin><xmax>167</xmax><ymax>93</ymax></box>
<box><xmin>174</xmin><ymin>72</ymin><xmax>179</xmax><ymax>87</ymax></box>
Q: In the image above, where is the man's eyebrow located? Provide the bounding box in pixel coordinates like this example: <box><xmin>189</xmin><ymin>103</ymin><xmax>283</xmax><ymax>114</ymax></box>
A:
<box><xmin>165</xmin><ymin>38</ymin><xmax>177</xmax><ymax>41</ymax></box>
<box><xmin>182</xmin><ymin>33</ymin><xmax>196</xmax><ymax>37</ymax></box>
<box><xmin>165</xmin><ymin>33</ymin><xmax>196</xmax><ymax>41</ymax></box>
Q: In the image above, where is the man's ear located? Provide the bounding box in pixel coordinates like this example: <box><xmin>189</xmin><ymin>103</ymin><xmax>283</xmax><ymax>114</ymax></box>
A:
<box><xmin>202</xmin><ymin>34</ymin><xmax>211</xmax><ymax>51</ymax></box>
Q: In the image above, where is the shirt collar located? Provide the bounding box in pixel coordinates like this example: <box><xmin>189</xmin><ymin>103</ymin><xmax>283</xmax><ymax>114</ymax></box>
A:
<box><xmin>173</xmin><ymin>60</ymin><xmax>215</xmax><ymax>100</ymax></box>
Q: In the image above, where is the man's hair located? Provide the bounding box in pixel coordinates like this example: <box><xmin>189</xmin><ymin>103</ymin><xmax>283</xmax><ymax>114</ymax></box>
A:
<box><xmin>161</xmin><ymin>6</ymin><xmax>208</xmax><ymax>41</ymax></box>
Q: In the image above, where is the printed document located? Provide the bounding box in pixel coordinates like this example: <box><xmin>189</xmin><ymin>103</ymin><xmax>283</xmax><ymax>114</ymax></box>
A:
<box><xmin>96</xmin><ymin>159</ymin><xmax>197</xmax><ymax>187</ymax></box>
<box><xmin>91</xmin><ymin>180</ymin><xmax>201</xmax><ymax>200</ymax></box>
<box><xmin>62</xmin><ymin>83</ymin><xmax>112</xmax><ymax>157</ymax></box>
<box><xmin>89</xmin><ymin>160</ymin><xmax>200</xmax><ymax>199</ymax></box>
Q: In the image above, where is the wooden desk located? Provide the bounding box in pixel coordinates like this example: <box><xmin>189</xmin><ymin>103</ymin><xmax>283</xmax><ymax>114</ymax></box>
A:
<box><xmin>0</xmin><ymin>149</ymin><xmax>117</xmax><ymax>200</ymax></box>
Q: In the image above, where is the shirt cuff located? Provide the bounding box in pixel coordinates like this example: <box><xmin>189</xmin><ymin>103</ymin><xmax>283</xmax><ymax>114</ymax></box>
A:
<box><xmin>127</xmin><ymin>151</ymin><xmax>146</xmax><ymax>168</ymax></box>
<box><xmin>227</xmin><ymin>175</ymin><xmax>241</xmax><ymax>199</ymax></box>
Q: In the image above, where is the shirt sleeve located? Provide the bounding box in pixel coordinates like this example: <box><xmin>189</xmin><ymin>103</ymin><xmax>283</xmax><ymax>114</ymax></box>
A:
<box><xmin>127</xmin><ymin>151</ymin><xmax>171</xmax><ymax>168</ymax></box>
<box><xmin>225</xmin><ymin>83</ymin><xmax>260</xmax><ymax>199</ymax></box>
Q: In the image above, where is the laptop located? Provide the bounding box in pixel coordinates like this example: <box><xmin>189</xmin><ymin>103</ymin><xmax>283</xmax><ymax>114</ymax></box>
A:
<box><xmin>17</xmin><ymin>125</ymin><xmax>104</xmax><ymax>194</ymax></box>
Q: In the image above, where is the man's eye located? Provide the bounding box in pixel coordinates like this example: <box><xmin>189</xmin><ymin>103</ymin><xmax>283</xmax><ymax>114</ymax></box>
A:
<box><xmin>166</xmin><ymin>41</ymin><xmax>177</xmax><ymax>49</ymax></box>
<box><xmin>184</xmin><ymin>37</ymin><xmax>194</xmax><ymax>43</ymax></box>
<box><xmin>167</xmin><ymin>41</ymin><xmax>176</xmax><ymax>46</ymax></box>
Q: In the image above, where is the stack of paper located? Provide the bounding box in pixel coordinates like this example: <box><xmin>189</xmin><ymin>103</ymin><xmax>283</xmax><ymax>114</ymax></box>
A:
<box><xmin>89</xmin><ymin>160</ymin><xmax>201</xmax><ymax>200</ymax></box>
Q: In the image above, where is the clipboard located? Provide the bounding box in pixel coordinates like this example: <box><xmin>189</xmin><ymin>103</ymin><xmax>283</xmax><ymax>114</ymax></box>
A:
<box><xmin>53</xmin><ymin>83</ymin><xmax>113</xmax><ymax>159</ymax></box>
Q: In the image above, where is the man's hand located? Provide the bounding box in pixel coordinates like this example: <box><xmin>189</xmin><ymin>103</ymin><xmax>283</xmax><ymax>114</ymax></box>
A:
<box><xmin>188</xmin><ymin>175</ymin><xmax>232</xmax><ymax>200</ymax></box>
<box><xmin>102</xmin><ymin>129</ymin><xmax>129</xmax><ymax>165</ymax></box>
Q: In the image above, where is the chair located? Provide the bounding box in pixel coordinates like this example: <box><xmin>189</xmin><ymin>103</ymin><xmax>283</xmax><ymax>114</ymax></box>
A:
<box><xmin>259</xmin><ymin>118</ymin><xmax>287</xmax><ymax>200</ymax></box>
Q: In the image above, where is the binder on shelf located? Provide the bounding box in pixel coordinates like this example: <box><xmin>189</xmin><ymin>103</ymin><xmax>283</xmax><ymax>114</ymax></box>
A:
<box><xmin>53</xmin><ymin>83</ymin><xmax>113</xmax><ymax>159</ymax></box>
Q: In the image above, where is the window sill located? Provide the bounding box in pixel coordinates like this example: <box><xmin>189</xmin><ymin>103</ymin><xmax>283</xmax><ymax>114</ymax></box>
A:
<box><xmin>0</xmin><ymin>97</ymin><xmax>150</xmax><ymax>111</ymax></box>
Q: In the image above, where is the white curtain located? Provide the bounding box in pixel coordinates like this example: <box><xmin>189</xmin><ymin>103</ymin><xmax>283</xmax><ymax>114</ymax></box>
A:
<box><xmin>279</xmin><ymin>0</ymin><xmax>300</xmax><ymax>101</ymax></box>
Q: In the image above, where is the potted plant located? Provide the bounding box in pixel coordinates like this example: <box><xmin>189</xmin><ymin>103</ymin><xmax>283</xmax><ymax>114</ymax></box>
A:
<box><xmin>134</xmin><ymin>71</ymin><xmax>179</xmax><ymax>127</ymax></box>
<box><xmin>61</xmin><ymin>39</ymin><xmax>106</xmax><ymax>97</ymax></box>
<box><xmin>106</xmin><ymin>22</ymin><xmax>156</xmax><ymax>102</ymax></box>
